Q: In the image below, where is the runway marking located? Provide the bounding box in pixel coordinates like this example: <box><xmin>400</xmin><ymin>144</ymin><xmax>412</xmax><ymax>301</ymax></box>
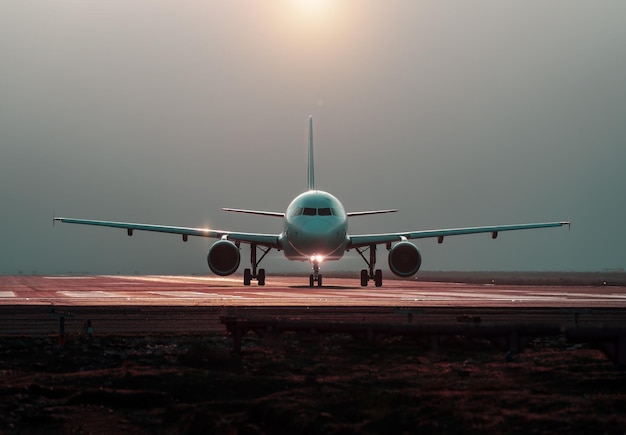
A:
<box><xmin>535</xmin><ymin>291</ymin><xmax>626</xmax><ymax>300</ymax></box>
<box><xmin>148</xmin><ymin>291</ymin><xmax>242</xmax><ymax>298</ymax></box>
<box><xmin>58</xmin><ymin>291</ymin><xmax>120</xmax><ymax>298</ymax></box>
<box><xmin>43</xmin><ymin>276</ymin><xmax>95</xmax><ymax>280</ymax></box>
<box><xmin>0</xmin><ymin>291</ymin><xmax>15</xmax><ymax>297</ymax></box>
<box><xmin>233</xmin><ymin>291</ymin><xmax>344</xmax><ymax>299</ymax></box>
<box><xmin>100</xmin><ymin>282</ymin><xmax>145</xmax><ymax>286</ymax></box>
<box><xmin>104</xmin><ymin>275</ymin><xmax>242</xmax><ymax>284</ymax></box>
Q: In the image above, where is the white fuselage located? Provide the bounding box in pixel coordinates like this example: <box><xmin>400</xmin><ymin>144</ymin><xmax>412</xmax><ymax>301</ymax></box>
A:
<box><xmin>278</xmin><ymin>190</ymin><xmax>349</xmax><ymax>261</ymax></box>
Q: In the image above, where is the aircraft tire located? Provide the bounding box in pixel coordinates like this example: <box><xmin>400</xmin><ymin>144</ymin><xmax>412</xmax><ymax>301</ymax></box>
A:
<box><xmin>258</xmin><ymin>269</ymin><xmax>266</xmax><ymax>286</ymax></box>
<box><xmin>318</xmin><ymin>274</ymin><xmax>322</xmax><ymax>287</ymax></box>
<box><xmin>309</xmin><ymin>274</ymin><xmax>315</xmax><ymax>287</ymax></box>
<box><xmin>375</xmin><ymin>269</ymin><xmax>383</xmax><ymax>287</ymax></box>
<box><xmin>244</xmin><ymin>268</ymin><xmax>251</xmax><ymax>286</ymax></box>
<box><xmin>360</xmin><ymin>269</ymin><xmax>369</xmax><ymax>287</ymax></box>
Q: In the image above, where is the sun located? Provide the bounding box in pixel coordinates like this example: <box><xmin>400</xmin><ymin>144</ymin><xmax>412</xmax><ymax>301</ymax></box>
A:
<box><xmin>289</xmin><ymin>0</ymin><xmax>334</xmax><ymax>19</ymax></box>
<box><xmin>271</xmin><ymin>0</ymin><xmax>347</xmax><ymax>47</ymax></box>
<box><xmin>293</xmin><ymin>0</ymin><xmax>332</xmax><ymax>14</ymax></box>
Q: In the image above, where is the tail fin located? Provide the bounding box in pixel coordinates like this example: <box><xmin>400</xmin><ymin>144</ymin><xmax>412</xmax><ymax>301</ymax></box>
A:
<box><xmin>308</xmin><ymin>116</ymin><xmax>315</xmax><ymax>190</ymax></box>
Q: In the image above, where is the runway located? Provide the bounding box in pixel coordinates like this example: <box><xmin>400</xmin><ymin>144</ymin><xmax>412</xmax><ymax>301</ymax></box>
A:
<box><xmin>1</xmin><ymin>274</ymin><xmax>625</xmax><ymax>307</ymax></box>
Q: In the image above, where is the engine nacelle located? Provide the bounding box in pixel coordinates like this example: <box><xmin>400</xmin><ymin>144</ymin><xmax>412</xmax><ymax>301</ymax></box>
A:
<box><xmin>388</xmin><ymin>241</ymin><xmax>422</xmax><ymax>277</ymax></box>
<box><xmin>207</xmin><ymin>240</ymin><xmax>240</xmax><ymax>276</ymax></box>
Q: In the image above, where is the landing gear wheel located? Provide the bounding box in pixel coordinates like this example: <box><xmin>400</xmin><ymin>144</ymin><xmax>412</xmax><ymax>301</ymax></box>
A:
<box><xmin>309</xmin><ymin>274</ymin><xmax>315</xmax><ymax>287</ymax></box>
<box><xmin>357</xmin><ymin>245</ymin><xmax>380</xmax><ymax>287</ymax></box>
<box><xmin>374</xmin><ymin>269</ymin><xmax>383</xmax><ymax>287</ymax></box>
<box><xmin>360</xmin><ymin>269</ymin><xmax>369</xmax><ymax>287</ymax></box>
<box><xmin>247</xmin><ymin>244</ymin><xmax>271</xmax><ymax>286</ymax></box>
<box><xmin>318</xmin><ymin>274</ymin><xmax>323</xmax><ymax>287</ymax></box>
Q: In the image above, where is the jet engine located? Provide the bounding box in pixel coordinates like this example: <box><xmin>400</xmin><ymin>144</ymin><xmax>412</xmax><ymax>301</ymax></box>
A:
<box><xmin>207</xmin><ymin>240</ymin><xmax>240</xmax><ymax>276</ymax></box>
<box><xmin>388</xmin><ymin>241</ymin><xmax>422</xmax><ymax>277</ymax></box>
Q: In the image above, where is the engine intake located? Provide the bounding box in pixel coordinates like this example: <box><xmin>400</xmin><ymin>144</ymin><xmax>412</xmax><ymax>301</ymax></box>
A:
<box><xmin>388</xmin><ymin>241</ymin><xmax>421</xmax><ymax>277</ymax></box>
<box><xmin>207</xmin><ymin>240</ymin><xmax>240</xmax><ymax>276</ymax></box>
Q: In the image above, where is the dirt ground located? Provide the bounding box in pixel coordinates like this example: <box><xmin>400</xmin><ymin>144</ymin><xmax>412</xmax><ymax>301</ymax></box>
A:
<box><xmin>1</xmin><ymin>330</ymin><xmax>625</xmax><ymax>434</ymax></box>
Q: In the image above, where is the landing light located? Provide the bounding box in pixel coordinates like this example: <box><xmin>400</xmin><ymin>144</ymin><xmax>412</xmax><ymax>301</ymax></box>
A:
<box><xmin>310</xmin><ymin>255</ymin><xmax>324</xmax><ymax>263</ymax></box>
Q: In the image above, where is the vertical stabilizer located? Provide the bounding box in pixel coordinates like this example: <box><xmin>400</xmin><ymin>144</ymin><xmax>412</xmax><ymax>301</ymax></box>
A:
<box><xmin>308</xmin><ymin>116</ymin><xmax>315</xmax><ymax>190</ymax></box>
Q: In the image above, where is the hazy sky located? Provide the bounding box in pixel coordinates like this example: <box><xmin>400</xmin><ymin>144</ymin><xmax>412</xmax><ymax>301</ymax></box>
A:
<box><xmin>1</xmin><ymin>1</ymin><xmax>625</xmax><ymax>275</ymax></box>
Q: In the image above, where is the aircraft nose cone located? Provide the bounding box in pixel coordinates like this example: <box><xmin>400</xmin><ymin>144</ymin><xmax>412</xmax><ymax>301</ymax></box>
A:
<box><xmin>302</xmin><ymin>220</ymin><xmax>329</xmax><ymax>235</ymax></box>
<box><xmin>301</xmin><ymin>220</ymin><xmax>342</xmax><ymax>254</ymax></box>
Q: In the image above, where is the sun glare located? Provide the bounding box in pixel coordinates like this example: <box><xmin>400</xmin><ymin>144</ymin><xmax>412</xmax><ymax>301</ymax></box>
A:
<box><xmin>268</xmin><ymin>0</ymin><xmax>352</xmax><ymax>59</ymax></box>
<box><xmin>293</xmin><ymin>0</ymin><xmax>333</xmax><ymax>15</ymax></box>
<box><xmin>287</xmin><ymin>0</ymin><xmax>337</xmax><ymax>25</ymax></box>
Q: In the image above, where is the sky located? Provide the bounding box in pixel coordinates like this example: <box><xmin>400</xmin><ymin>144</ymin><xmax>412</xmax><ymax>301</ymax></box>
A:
<box><xmin>1</xmin><ymin>1</ymin><xmax>625</xmax><ymax>275</ymax></box>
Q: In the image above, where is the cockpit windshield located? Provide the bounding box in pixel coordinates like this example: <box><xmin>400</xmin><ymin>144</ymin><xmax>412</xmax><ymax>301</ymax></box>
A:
<box><xmin>290</xmin><ymin>207</ymin><xmax>338</xmax><ymax>217</ymax></box>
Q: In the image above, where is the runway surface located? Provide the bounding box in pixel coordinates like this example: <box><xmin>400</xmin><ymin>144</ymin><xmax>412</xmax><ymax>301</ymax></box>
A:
<box><xmin>1</xmin><ymin>274</ymin><xmax>625</xmax><ymax>308</ymax></box>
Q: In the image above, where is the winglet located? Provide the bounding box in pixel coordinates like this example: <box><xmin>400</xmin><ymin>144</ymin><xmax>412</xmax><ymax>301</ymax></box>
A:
<box><xmin>308</xmin><ymin>116</ymin><xmax>315</xmax><ymax>191</ymax></box>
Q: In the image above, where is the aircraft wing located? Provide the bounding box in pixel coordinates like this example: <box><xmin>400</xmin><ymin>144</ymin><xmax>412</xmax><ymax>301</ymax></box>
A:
<box><xmin>222</xmin><ymin>208</ymin><xmax>285</xmax><ymax>217</ymax></box>
<box><xmin>347</xmin><ymin>221</ymin><xmax>570</xmax><ymax>249</ymax></box>
<box><xmin>347</xmin><ymin>209</ymin><xmax>398</xmax><ymax>217</ymax></box>
<box><xmin>53</xmin><ymin>217</ymin><xmax>281</xmax><ymax>248</ymax></box>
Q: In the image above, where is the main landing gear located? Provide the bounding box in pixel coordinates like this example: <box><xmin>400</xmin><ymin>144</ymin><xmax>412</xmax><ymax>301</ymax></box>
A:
<box><xmin>355</xmin><ymin>244</ymin><xmax>383</xmax><ymax>287</ymax></box>
<box><xmin>309</xmin><ymin>258</ymin><xmax>323</xmax><ymax>287</ymax></box>
<box><xmin>243</xmin><ymin>243</ymin><xmax>271</xmax><ymax>286</ymax></box>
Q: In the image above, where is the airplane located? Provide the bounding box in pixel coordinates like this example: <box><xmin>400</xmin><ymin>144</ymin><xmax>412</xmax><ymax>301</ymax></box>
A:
<box><xmin>54</xmin><ymin>116</ymin><xmax>569</xmax><ymax>287</ymax></box>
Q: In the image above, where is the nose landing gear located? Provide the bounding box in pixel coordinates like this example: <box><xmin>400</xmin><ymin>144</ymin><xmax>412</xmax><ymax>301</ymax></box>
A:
<box><xmin>309</xmin><ymin>258</ymin><xmax>323</xmax><ymax>287</ymax></box>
